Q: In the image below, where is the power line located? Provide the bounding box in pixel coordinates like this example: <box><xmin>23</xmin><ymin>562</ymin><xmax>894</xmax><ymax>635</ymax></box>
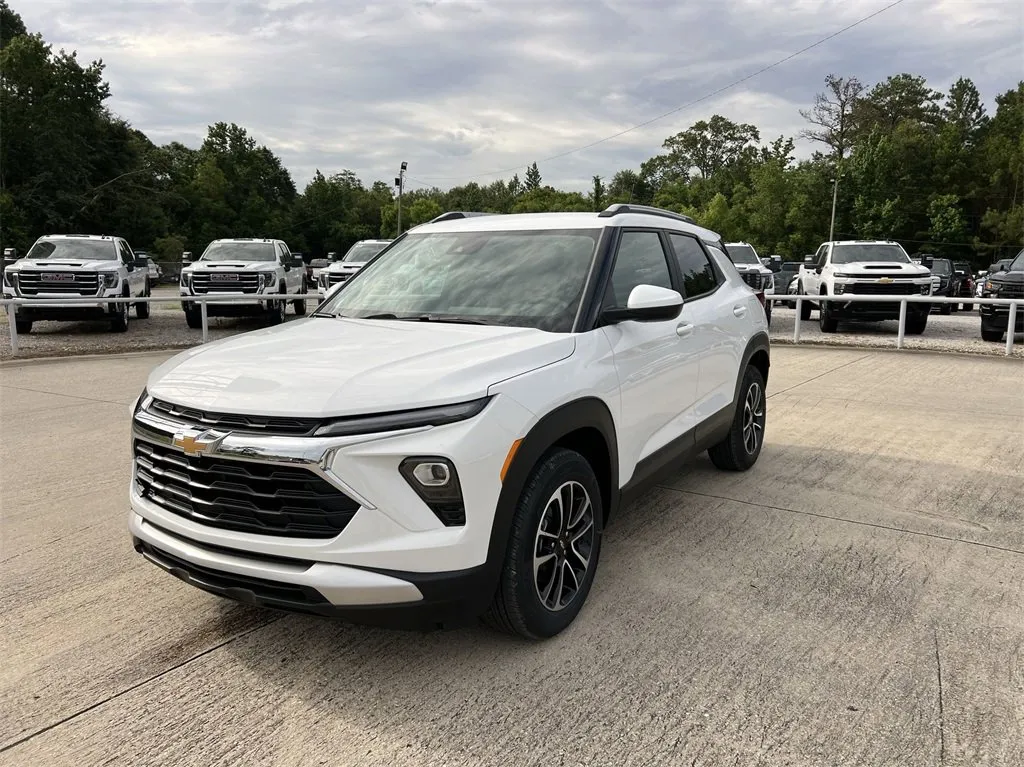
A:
<box><xmin>416</xmin><ymin>0</ymin><xmax>912</xmax><ymax>182</ymax></box>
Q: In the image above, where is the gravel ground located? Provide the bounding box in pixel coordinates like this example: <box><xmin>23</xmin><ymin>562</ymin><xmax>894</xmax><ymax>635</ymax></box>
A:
<box><xmin>2</xmin><ymin>287</ymin><xmax>1022</xmax><ymax>360</ymax></box>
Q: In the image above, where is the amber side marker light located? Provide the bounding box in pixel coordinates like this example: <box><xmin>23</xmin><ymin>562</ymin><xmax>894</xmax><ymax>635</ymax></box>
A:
<box><xmin>500</xmin><ymin>439</ymin><xmax>523</xmax><ymax>483</ymax></box>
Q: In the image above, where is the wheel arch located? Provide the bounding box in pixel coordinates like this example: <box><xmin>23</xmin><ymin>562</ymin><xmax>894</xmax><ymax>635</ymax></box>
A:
<box><xmin>735</xmin><ymin>332</ymin><xmax>770</xmax><ymax>405</ymax></box>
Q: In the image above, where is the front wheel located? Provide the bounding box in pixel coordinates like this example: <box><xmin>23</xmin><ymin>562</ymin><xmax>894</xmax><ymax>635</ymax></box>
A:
<box><xmin>14</xmin><ymin>317</ymin><xmax>32</xmax><ymax>334</ymax></box>
<box><xmin>708</xmin><ymin>365</ymin><xmax>767</xmax><ymax>472</ymax></box>
<box><xmin>981</xmin><ymin>324</ymin><xmax>1003</xmax><ymax>342</ymax></box>
<box><xmin>184</xmin><ymin>306</ymin><xmax>202</xmax><ymax>329</ymax></box>
<box><xmin>799</xmin><ymin>286</ymin><xmax>812</xmax><ymax>320</ymax></box>
<box><xmin>136</xmin><ymin>282</ymin><xmax>151</xmax><ymax>319</ymax></box>
<box><xmin>906</xmin><ymin>313</ymin><xmax>928</xmax><ymax>335</ymax></box>
<box><xmin>484</xmin><ymin>448</ymin><xmax>602</xmax><ymax>640</ymax></box>
<box><xmin>819</xmin><ymin>296</ymin><xmax>838</xmax><ymax>333</ymax></box>
<box><xmin>940</xmin><ymin>302</ymin><xmax>952</xmax><ymax>315</ymax></box>
<box><xmin>962</xmin><ymin>303</ymin><xmax>973</xmax><ymax>312</ymax></box>
<box><xmin>110</xmin><ymin>295</ymin><xmax>130</xmax><ymax>332</ymax></box>
<box><xmin>267</xmin><ymin>293</ymin><xmax>287</xmax><ymax>325</ymax></box>
<box><xmin>293</xmin><ymin>293</ymin><xmax>306</xmax><ymax>316</ymax></box>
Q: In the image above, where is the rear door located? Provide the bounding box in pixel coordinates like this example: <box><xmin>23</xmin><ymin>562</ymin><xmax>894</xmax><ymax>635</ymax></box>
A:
<box><xmin>600</xmin><ymin>229</ymin><xmax>701</xmax><ymax>475</ymax></box>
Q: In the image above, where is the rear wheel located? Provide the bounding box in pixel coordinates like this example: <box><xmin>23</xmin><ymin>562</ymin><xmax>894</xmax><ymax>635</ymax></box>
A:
<box><xmin>906</xmin><ymin>313</ymin><xmax>928</xmax><ymax>335</ymax></box>
<box><xmin>136</xmin><ymin>282</ymin><xmax>151</xmax><ymax>319</ymax></box>
<box><xmin>962</xmin><ymin>303</ymin><xmax>973</xmax><ymax>312</ymax></box>
<box><xmin>940</xmin><ymin>301</ymin><xmax>952</xmax><ymax>315</ymax></box>
<box><xmin>484</xmin><ymin>448</ymin><xmax>602</xmax><ymax>640</ymax></box>
<box><xmin>708</xmin><ymin>365</ymin><xmax>766</xmax><ymax>472</ymax></box>
<box><xmin>293</xmin><ymin>292</ymin><xmax>306</xmax><ymax>315</ymax></box>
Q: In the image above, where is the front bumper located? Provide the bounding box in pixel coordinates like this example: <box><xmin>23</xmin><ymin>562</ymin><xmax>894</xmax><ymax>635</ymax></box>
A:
<box><xmin>4</xmin><ymin>289</ymin><xmax>126</xmax><ymax>321</ymax></box>
<box><xmin>128</xmin><ymin>393</ymin><xmax>534</xmax><ymax>624</ymax></box>
<box><xmin>980</xmin><ymin>301</ymin><xmax>1024</xmax><ymax>330</ymax></box>
<box><xmin>180</xmin><ymin>290</ymin><xmax>280</xmax><ymax>316</ymax></box>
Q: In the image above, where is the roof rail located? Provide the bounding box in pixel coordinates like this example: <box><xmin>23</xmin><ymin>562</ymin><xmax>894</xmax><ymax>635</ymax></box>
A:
<box><xmin>427</xmin><ymin>211</ymin><xmax>498</xmax><ymax>224</ymax></box>
<box><xmin>598</xmin><ymin>204</ymin><xmax>696</xmax><ymax>225</ymax></box>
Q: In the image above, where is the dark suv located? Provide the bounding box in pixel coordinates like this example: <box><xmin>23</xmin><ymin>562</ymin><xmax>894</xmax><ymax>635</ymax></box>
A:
<box><xmin>979</xmin><ymin>247</ymin><xmax>1024</xmax><ymax>342</ymax></box>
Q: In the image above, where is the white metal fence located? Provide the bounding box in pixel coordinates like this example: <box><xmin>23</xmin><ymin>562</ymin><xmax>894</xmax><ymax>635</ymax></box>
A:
<box><xmin>1</xmin><ymin>293</ymin><xmax>1022</xmax><ymax>357</ymax></box>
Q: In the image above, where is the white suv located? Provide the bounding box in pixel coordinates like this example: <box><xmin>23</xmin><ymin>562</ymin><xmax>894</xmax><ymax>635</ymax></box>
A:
<box><xmin>317</xmin><ymin>239</ymin><xmax>393</xmax><ymax>299</ymax></box>
<box><xmin>129</xmin><ymin>205</ymin><xmax>770</xmax><ymax>639</ymax></box>
<box><xmin>2</xmin><ymin>234</ymin><xmax>151</xmax><ymax>333</ymax></box>
<box><xmin>180</xmin><ymin>238</ymin><xmax>306</xmax><ymax>328</ymax></box>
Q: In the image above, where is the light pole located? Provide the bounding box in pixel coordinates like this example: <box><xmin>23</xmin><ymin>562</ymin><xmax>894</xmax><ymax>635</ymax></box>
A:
<box><xmin>395</xmin><ymin>161</ymin><xmax>407</xmax><ymax>236</ymax></box>
<box><xmin>828</xmin><ymin>166</ymin><xmax>842</xmax><ymax>242</ymax></box>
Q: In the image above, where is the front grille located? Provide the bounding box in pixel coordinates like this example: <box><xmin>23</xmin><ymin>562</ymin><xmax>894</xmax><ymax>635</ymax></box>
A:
<box><xmin>136</xmin><ymin>538</ymin><xmax>332</xmax><ymax>613</ymax></box>
<box><xmin>846</xmin><ymin>282</ymin><xmax>919</xmax><ymax>296</ymax></box>
<box><xmin>739</xmin><ymin>271</ymin><xmax>764</xmax><ymax>291</ymax></box>
<box><xmin>327</xmin><ymin>272</ymin><xmax>350</xmax><ymax>286</ymax></box>
<box><xmin>15</xmin><ymin>270</ymin><xmax>99</xmax><ymax>295</ymax></box>
<box><xmin>148</xmin><ymin>398</ymin><xmax>321</xmax><ymax>436</ymax></box>
<box><xmin>997</xmin><ymin>283</ymin><xmax>1024</xmax><ymax>299</ymax></box>
<box><xmin>191</xmin><ymin>272</ymin><xmax>261</xmax><ymax>294</ymax></box>
<box><xmin>134</xmin><ymin>440</ymin><xmax>360</xmax><ymax>538</ymax></box>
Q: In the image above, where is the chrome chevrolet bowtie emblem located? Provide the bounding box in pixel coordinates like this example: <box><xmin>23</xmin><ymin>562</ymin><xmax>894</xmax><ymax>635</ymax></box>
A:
<box><xmin>172</xmin><ymin>430</ymin><xmax>215</xmax><ymax>456</ymax></box>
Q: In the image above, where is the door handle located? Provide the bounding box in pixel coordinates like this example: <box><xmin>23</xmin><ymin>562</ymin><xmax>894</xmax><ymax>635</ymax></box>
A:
<box><xmin>676</xmin><ymin>323</ymin><xmax>693</xmax><ymax>338</ymax></box>
<box><xmin>733</xmin><ymin>305</ymin><xmax>747</xmax><ymax>318</ymax></box>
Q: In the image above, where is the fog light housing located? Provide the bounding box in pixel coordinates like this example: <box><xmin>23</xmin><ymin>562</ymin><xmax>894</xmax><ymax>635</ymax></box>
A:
<box><xmin>400</xmin><ymin>456</ymin><xmax>465</xmax><ymax>526</ymax></box>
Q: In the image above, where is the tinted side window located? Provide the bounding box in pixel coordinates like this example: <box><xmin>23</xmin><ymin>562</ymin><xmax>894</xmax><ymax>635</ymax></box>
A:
<box><xmin>815</xmin><ymin>245</ymin><xmax>828</xmax><ymax>267</ymax></box>
<box><xmin>669</xmin><ymin>234</ymin><xmax>719</xmax><ymax>298</ymax></box>
<box><xmin>606</xmin><ymin>231</ymin><xmax>672</xmax><ymax>308</ymax></box>
<box><xmin>117</xmin><ymin>241</ymin><xmax>132</xmax><ymax>264</ymax></box>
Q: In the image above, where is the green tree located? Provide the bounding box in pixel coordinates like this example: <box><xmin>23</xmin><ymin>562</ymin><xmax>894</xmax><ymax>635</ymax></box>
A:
<box><xmin>591</xmin><ymin>175</ymin><xmax>605</xmax><ymax>211</ymax></box>
<box><xmin>524</xmin><ymin>162</ymin><xmax>542</xmax><ymax>191</ymax></box>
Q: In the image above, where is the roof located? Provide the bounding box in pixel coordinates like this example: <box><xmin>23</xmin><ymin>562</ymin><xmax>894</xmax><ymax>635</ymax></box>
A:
<box><xmin>38</xmin><ymin>234</ymin><xmax>116</xmax><ymax>241</ymax></box>
<box><xmin>827</xmin><ymin>239</ymin><xmax>902</xmax><ymax>245</ymax></box>
<box><xmin>210</xmin><ymin>238</ymin><xmax>280</xmax><ymax>244</ymax></box>
<box><xmin>411</xmin><ymin>209</ymin><xmax>721</xmax><ymax>241</ymax></box>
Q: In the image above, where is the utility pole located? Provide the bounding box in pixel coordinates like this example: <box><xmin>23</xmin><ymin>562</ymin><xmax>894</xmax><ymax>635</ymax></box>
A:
<box><xmin>395</xmin><ymin>161</ymin><xmax>407</xmax><ymax>236</ymax></box>
<box><xmin>828</xmin><ymin>163</ymin><xmax>841</xmax><ymax>242</ymax></box>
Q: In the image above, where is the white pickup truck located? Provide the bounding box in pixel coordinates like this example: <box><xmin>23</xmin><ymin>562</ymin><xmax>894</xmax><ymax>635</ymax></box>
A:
<box><xmin>797</xmin><ymin>240</ymin><xmax>934</xmax><ymax>334</ymax></box>
<box><xmin>2</xmin><ymin>234</ymin><xmax>151</xmax><ymax>333</ymax></box>
<box><xmin>317</xmin><ymin>239</ymin><xmax>393</xmax><ymax>299</ymax></box>
<box><xmin>179</xmin><ymin>238</ymin><xmax>306</xmax><ymax>328</ymax></box>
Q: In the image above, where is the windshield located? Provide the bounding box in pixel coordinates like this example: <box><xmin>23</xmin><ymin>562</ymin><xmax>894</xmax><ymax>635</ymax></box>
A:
<box><xmin>832</xmin><ymin>244</ymin><xmax>910</xmax><ymax>265</ymax></box>
<box><xmin>342</xmin><ymin>242</ymin><xmax>389</xmax><ymax>262</ymax></box>
<box><xmin>725</xmin><ymin>244</ymin><xmax>760</xmax><ymax>265</ymax></box>
<box><xmin>928</xmin><ymin>259</ymin><xmax>952</xmax><ymax>275</ymax></box>
<box><xmin>781</xmin><ymin>262</ymin><xmax>801</xmax><ymax>273</ymax></box>
<box><xmin>1010</xmin><ymin>249</ymin><xmax>1024</xmax><ymax>271</ymax></box>
<box><xmin>201</xmin><ymin>242</ymin><xmax>276</xmax><ymax>262</ymax></box>
<box><xmin>26</xmin><ymin>239</ymin><xmax>116</xmax><ymax>260</ymax></box>
<box><xmin>317</xmin><ymin>229</ymin><xmax>601</xmax><ymax>332</ymax></box>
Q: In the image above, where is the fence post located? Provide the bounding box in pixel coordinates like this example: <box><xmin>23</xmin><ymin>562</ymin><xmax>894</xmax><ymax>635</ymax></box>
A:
<box><xmin>897</xmin><ymin>299</ymin><xmax>907</xmax><ymax>350</ymax></box>
<box><xmin>793</xmin><ymin>298</ymin><xmax>802</xmax><ymax>344</ymax></box>
<box><xmin>1006</xmin><ymin>301</ymin><xmax>1018</xmax><ymax>357</ymax></box>
<box><xmin>6</xmin><ymin>302</ymin><xmax>18</xmax><ymax>356</ymax></box>
<box><xmin>200</xmin><ymin>300</ymin><xmax>208</xmax><ymax>345</ymax></box>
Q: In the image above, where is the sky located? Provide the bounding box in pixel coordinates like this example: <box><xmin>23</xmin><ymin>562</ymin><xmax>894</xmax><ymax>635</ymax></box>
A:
<box><xmin>19</xmin><ymin>0</ymin><xmax>1024</xmax><ymax>193</ymax></box>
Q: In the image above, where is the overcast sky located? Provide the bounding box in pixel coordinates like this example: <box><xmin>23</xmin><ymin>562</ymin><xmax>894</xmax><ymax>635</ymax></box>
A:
<box><xmin>20</xmin><ymin>0</ymin><xmax>1024</xmax><ymax>193</ymax></box>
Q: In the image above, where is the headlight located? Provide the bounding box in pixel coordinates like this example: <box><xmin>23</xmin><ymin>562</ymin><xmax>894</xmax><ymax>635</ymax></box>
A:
<box><xmin>766</xmin><ymin>275</ymin><xmax>775</xmax><ymax>290</ymax></box>
<box><xmin>2</xmin><ymin>269</ymin><xmax>15</xmax><ymax>287</ymax></box>
<box><xmin>180</xmin><ymin>272</ymin><xmax>192</xmax><ymax>288</ymax></box>
<box><xmin>99</xmin><ymin>272</ymin><xmax>119</xmax><ymax>288</ymax></box>
<box><xmin>833</xmin><ymin>272</ymin><xmax>852</xmax><ymax>279</ymax></box>
<box><xmin>313</xmin><ymin>397</ymin><xmax>490</xmax><ymax>438</ymax></box>
<box><xmin>984</xmin><ymin>280</ymin><xmax>997</xmax><ymax>293</ymax></box>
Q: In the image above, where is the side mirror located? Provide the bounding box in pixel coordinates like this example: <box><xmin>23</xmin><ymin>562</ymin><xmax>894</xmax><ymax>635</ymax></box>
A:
<box><xmin>602</xmin><ymin>285</ymin><xmax>683</xmax><ymax>324</ymax></box>
<box><xmin>3</xmin><ymin>248</ymin><xmax>16</xmax><ymax>260</ymax></box>
<box><xmin>292</xmin><ymin>255</ymin><xmax>304</xmax><ymax>268</ymax></box>
<box><xmin>181</xmin><ymin>251</ymin><xmax>193</xmax><ymax>263</ymax></box>
<box><xmin>803</xmin><ymin>255</ymin><xmax>814</xmax><ymax>264</ymax></box>
<box><xmin>134</xmin><ymin>258</ymin><xmax>148</xmax><ymax>268</ymax></box>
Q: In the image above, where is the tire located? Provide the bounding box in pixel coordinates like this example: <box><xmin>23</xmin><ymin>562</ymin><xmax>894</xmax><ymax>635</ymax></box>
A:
<box><xmin>962</xmin><ymin>303</ymin><xmax>973</xmax><ymax>312</ymax></box>
<box><xmin>110</xmin><ymin>294</ymin><xmax>130</xmax><ymax>332</ymax></box>
<box><xmin>940</xmin><ymin>302</ymin><xmax>952</xmax><ymax>315</ymax></box>
<box><xmin>819</xmin><ymin>295</ymin><xmax>838</xmax><ymax>333</ymax></box>
<box><xmin>708</xmin><ymin>365</ymin><xmax>767</xmax><ymax>472</ymax></box>
<box><xmin>267</xmin><ymin>292</ymin><xmax>287</xmax><ymax>325</ymax></box>
<box><xmin>906</xmin><ymin>313</ymin><xmax>928</xmax><ymax>335</ymax></box>
<box><xmin>483</xmin><ymin>448</ymin><xmax>602</xmax><ymax>640</ymax></box>
<box><xmin>185</xmin><ymin>306</ymin><xmax>202</xmax><ymax>329</ymax></box>
<box><xmin>14</xmin><ymin>318</ymin><xmax>32</xmax><ymax>334</ymax></box>
<box><xmin>981</xmin><ymin>324</ymin><xmax>1003</xmax><ymax>342</ymax></box>
<box><xmin>799</xmin><ymin>286</ymin><xmax>812</xmax><ymax>320</ymax></box>
<box><xmin>293</xmin><ymin>293</ymin><xmax>306</xmax><ymax>316</ymax></box>
<box><xmin>764</xmin><ymin>302</ymin><xmax>772</xmax><ymax>327</ymax></box>
<box><xmin>136</xmin><ymin>282</ymin><xmax>151</xmax><ymax>319</ymax></box>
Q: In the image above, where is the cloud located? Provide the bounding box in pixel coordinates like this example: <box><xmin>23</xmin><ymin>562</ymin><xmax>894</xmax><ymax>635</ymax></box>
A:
<box><xmin>19</xmin><ymin>0</ymin><xmax>1024</xmax><ymax>192</ymax></box>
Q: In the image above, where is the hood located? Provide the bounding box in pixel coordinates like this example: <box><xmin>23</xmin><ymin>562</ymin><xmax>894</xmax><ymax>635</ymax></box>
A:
<box><xmin>988</xmin><ymin>270</ymin><xmax>1024</xmax><ymax>286</ymax></box>
<box><xmin>834</xmin><ymin>262</ymin><xmax>930</xmax><ymax>277</ymax></box>
<box><xmin>6</xmin><ymin>258</ymin><xmax>120</xmax><ymax>271</ymax></box>
<box><xmin>325</xmin><ymin>261</ymin><xmax>366</xmax><ymax>273</ymax></box>
<box><xmin>147</xmin><ymin>318</ymin><xmax>575</xmax><ymax>417</ymax></box>
<box><xmin>733</xmin><ymin>263</ymin><xmax>771</xmax><ymax>274</ymax></box>
<box><xmin>184</xmin><ymin>261</ymin><xmax>279</xmax><ymax>272</ymax></box>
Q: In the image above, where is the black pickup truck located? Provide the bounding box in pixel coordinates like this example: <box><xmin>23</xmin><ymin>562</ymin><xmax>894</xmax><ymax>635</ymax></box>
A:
<box><xmin>979</xmin><ymin>248</ymin><xmax>1024</xmax><ymax>342</ymax></box>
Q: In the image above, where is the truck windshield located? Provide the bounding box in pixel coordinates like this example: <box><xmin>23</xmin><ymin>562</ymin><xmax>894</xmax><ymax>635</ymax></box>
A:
<box><xmin>832</xmin><ymin>244</ymin><xmax>910</xmax><ymax>265</ymax></box>
<box><xmin>26</xmin><ymin>239</ymin><xmax>116</xmax><ymax>260</ymax></box>
<box><xmin>201</xmin><ymin>242</ymin><xmax>276</xmax><ymax>262</ymax></box>
<box><xmin>725</xmin><ymin>244</ymin><xmax>760</xmax><ymax>265</ymax></box>
<box><xmin>342</xmin><ymin>242</ymin><xmax>388</xmax><ymax>262</ymax></box>
<box><xmin>1010</xmin><ymin>249</ymin><xmax>1024</xmax><ymax>271</ymax></box>
<box><xmin>928</xmin><ymin>259</ymin><xmax>953</xmax><ymax>275</ymax></box>
<box><xmin>318</xmin><ymin>229</ymin><xmax>601</xmax><ymax>333</ymax></box>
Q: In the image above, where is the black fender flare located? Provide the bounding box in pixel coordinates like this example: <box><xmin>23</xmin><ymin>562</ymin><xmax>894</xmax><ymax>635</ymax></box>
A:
<box><xmin>734</xmin><ymin>331</ymin><xmax>771</xmax><ymax>405</ymax></box>
<box><xmin>476</xmin><ymin>397</ymin><xmax>619</xmax><ymax>603</ymax></box>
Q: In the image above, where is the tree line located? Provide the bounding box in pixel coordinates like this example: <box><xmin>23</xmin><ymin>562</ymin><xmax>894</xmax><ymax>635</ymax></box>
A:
<box><xmin>1</xmin><ymin>1</ymin><xmax>1021</xmax><ymax>267</ymax></box>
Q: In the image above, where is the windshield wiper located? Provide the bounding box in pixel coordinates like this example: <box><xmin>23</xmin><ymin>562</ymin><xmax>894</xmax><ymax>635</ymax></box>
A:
<box><xmin>360</xmin><ymin>312</ymin><xmax>493</xmax><ymax>325</ymax></box>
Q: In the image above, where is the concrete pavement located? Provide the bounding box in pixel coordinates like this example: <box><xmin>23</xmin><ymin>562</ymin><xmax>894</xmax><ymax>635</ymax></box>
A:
<box><xmin>1</xmin><ymin>347</ymin><xmax>1022</xmax><ymax>766</ymax></box>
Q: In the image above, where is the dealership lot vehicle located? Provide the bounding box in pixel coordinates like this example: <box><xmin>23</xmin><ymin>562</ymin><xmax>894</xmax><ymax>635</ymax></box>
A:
<box><xmin>798</xmin><ymin>240</ymin><xmax>933</xmax><ymax>333</ymax></box>
<box><xmin>724</xmin><ymin>241</ymin><xmax>774</xmax><ymax>325</ymax></box>
<box><xmin>179</xmin><ymin>238</ymin><xmax>306</xmax><ymax>328</ymax></box>
<box><xmin>2</xmin><ymin>234</ymin><xmax>151</xmax><ymax>333</ymax></box>
<box><xmin>979</xmin><ymin>247</ymin><xmax>1024</xmax><ymax>341</ymax></box>
<box><xmin>3</xmin><ymin>346</ymin><xmax>1022</xmax><ymax>766</ymax></box>
<box><xmin>129</xmin><ymin>205</ymin><xmax>769</xmax><ymax>640</ymax></box>
<box><xmin>317</xmin><ymin>238</ymin><xmax>393</xmax><ymax>298</ymax></box>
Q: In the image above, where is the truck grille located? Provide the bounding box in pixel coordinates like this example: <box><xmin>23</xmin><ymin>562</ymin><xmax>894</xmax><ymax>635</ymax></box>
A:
<box><xmin>15</xmin><ymin>270</ymin><xmax>99</xmax><ymax>296</ymax></box>
<box><xmin>190</xmin><ymin>272</ymin><xmax>261</xmax><ymax>294</ymax></box>
<box><xmin>327</xmin><ymin>272</ymin><xmax>351</xmax><ymax>286</ymax></box>
<box><xmin>134</xmin><ymin>440</ymin><xmax>360</xmax><ymax>538</ymax></box>
<box><xmin>997</xmin><ymin>283</ymin><xmax>1024</xmax><ymax>299</ymax></box>
<box><xmin>846</xmin><ymin>282</ymin><xmax>919</xmax><ymax>295</ymax></box>
<box><xmin>147</xmin><ymin>398</ymin><xmax>321</xmax><ymax>436</ymax></box>
<box><xmin>739</xmin><ymin>272</ymin><xmax>765</xmax><ymax>291</ymax></box>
